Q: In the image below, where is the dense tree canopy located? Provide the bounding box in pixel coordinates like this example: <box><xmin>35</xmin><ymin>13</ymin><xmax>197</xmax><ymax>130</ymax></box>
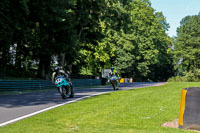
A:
<box><xmin>173</xmin><ymin>13</ymin><xmax>200</xmax><ymax>81</ymax></box>
<box><xmin>0</xmin><ymin>0</ymin><xmax>174</xmax><ymax>81</ymax></box>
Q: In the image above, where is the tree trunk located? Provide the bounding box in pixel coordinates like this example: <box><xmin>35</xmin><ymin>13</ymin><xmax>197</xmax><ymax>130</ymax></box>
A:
<box><xmin>61</xmin><ymin>53</ymin><xmax>65</xmax><ymax>68</ymax></box>
<box><xmin>15</xmin><ymin>43</ymin><xmax>22</xmax><ymax>70</ymax></box>
<box><xmin>0</xmin><ymin>48</ymin><xmax>10</xmax><ymax>69</ymax></box>
<box><xmin>37</xmin><ymin>54</ymin><xmax>51</xmax><ymax>79</ymax></box>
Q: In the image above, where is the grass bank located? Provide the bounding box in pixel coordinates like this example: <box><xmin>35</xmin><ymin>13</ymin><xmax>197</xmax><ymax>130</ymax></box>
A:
<box><xmin>0</xmin><ymin>82</ymin><xmax>199</xmax><ymax>133</ymax></box>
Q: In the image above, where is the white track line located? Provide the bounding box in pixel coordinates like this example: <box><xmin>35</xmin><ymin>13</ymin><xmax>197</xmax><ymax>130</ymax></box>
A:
<box><xmin>0</xmin><ymin>91</ymin><xmax>110</xmax><ymax>127</ymax></box>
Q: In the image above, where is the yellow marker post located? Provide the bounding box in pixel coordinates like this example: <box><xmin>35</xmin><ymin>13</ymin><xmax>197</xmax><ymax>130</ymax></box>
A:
<box><xmin>179</xmin><ymin>89</ymin><xmax>187</xmax><ymax>127</ymax></box>
<box><xmin>129</xmin><ymin>78</ymin><xmax>133</xmax><ymax>83</ymax></box>
<box><xmin>120</xmin><ymin>78</ymin><xmax>124</xmax><ymax>83</ymax></box>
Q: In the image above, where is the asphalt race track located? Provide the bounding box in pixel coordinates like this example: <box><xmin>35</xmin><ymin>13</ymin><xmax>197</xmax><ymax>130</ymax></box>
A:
<box><xmin>0</xmin><ymin>82</ymin><xmax>166</xmax><ymax>126</ymax></box>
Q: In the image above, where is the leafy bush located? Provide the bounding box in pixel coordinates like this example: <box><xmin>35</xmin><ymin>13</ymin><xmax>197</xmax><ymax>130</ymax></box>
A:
<box><xmin>167</xmin><ymin>76</ymin><xmax>187</xmax><ymax>82</ymax></box>
<box><xmin>168</xmin><ymin>70</ymin><xmax>200</xmax><ymax>82</ymax></box>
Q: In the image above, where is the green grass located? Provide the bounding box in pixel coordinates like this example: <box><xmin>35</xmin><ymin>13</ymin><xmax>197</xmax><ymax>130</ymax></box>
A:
<box><xmin>0</xmin><ymin>82</ymin><xmax>199</xmax><ymax>133</ymax></box>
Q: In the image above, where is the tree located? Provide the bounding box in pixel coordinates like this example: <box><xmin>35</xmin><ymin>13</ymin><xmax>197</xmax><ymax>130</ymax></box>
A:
<box><xmin>0</xmin><ymin>0</ymin><xmax>174</xmax><ymax>81</ymax></box>
<box><xmin>27</xmin><ymin>0</ymin><xmax>77</xmax><ymax>79</ymax></box>
<box><xmin>174</xmin><ymin>14</ymin><xmax>200</xmax><ymax>79</ymax></box>
<box><xmin>112</xmin><ymin>0</ymin><xmax>172</xmax><ymax>81</ymax></box>
<box><xmin>0</xmin><ymin>0</ymin><xmax>29</xmax><ymax>69</ymax></box>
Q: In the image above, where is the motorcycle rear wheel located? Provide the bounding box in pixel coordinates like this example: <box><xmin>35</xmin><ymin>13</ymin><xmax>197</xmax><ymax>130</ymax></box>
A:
<box><xmin>111</xmin><ymin>82</ymin><xmax>116</xmax><ymax>90</ymax></box>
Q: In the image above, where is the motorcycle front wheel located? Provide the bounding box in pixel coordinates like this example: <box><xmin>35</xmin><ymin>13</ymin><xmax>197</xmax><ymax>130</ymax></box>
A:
<box><xmin>59</xmin><ymin>86</ymin><xmax>67</xmax><ymax>99</ymax></box>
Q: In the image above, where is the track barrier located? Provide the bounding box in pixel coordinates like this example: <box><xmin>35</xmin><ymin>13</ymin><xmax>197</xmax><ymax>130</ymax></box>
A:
<box><xmin>0</xmin><ymin>79</ymin><xmax>102</xmax><ymax>91</ymax></box>
<box><xmin>179</xmin><ymin>87</ymin><xmax>200</xmax><ymax>130</ymax></box>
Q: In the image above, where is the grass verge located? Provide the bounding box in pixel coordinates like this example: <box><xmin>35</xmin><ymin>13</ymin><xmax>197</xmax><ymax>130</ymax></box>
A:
<box><xmin>0</xmin><ymin>82</ymin><xmax>199</xmax><ymax>133</ymax></box>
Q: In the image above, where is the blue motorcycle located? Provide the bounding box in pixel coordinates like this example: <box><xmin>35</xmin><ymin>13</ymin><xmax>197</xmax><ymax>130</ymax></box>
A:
<box><xmin>54</xmin><ymin>76</ymin><xmax>74</xmax><ymax>99</ymax></box>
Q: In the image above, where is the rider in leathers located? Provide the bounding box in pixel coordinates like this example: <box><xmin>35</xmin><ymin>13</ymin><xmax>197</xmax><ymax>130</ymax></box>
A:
<box><xmin>52</xmin><ymin>66</ymin><xmax>73</xmax><ymax>89</ymax></box>
<box><xmin>108</xmin><ymin>67</ymin><xmax>120</xmax><ymax>89</ymax></box>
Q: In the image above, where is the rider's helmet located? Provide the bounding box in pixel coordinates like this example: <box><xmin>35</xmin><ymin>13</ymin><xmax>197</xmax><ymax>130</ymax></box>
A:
<box><xmin>54</xmin><ymin>66</ymin><xmax>60</xmax><ymax>73</ymax></box>
<box><xmin>111</xmin><ymin>66</ymin><xmax>114</xmax><ymax>72</ymax></box>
